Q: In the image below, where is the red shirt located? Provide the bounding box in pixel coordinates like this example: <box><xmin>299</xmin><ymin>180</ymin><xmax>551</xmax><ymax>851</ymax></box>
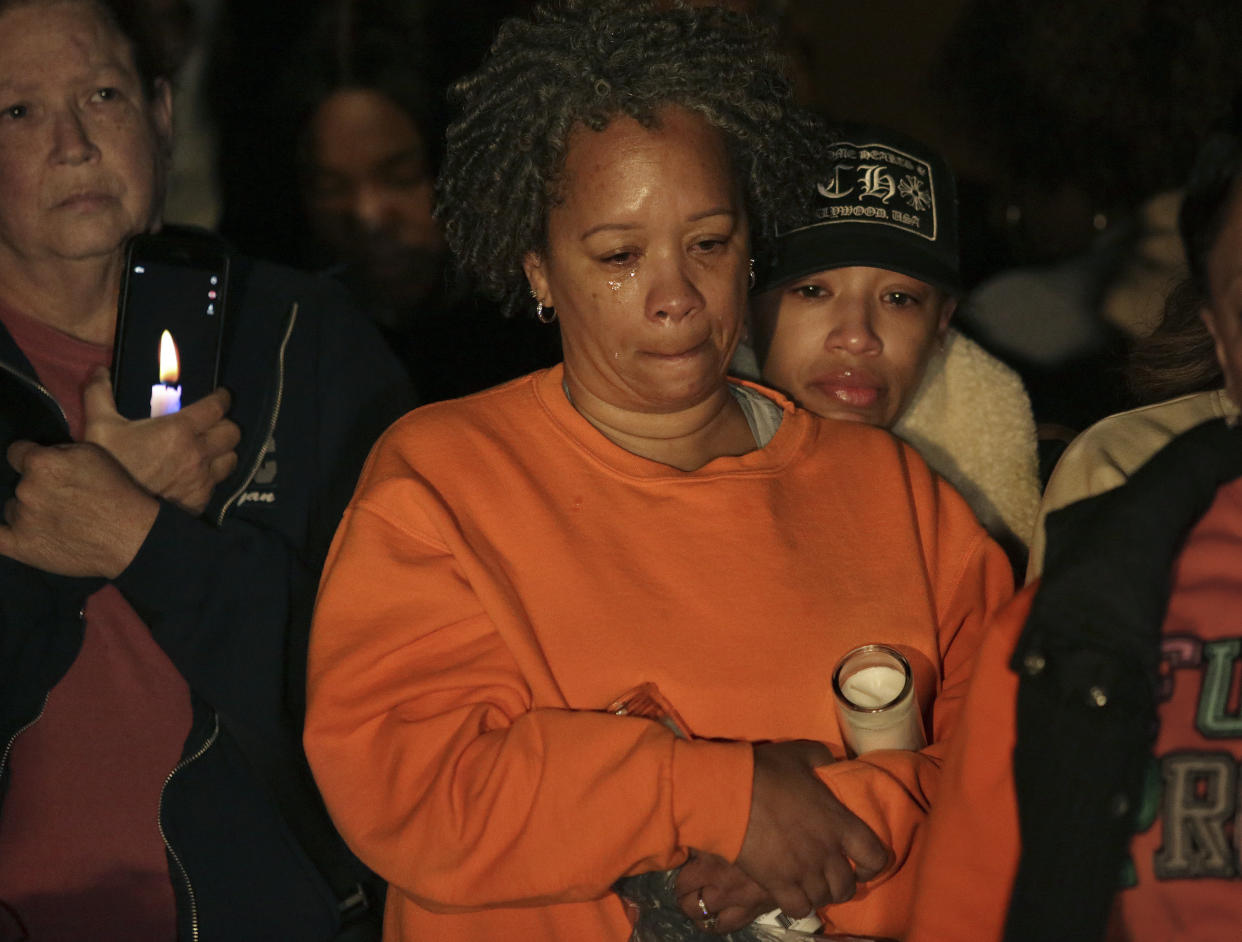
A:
<box><xmin>1114</xmin><ymin>475</ymin><xmax>1242</xmax><ymax>940</ymax></box>
<box><xmin>0</xmin><ymin>303</ymin><xmax>190</xmax><ymax>941</ymax></box>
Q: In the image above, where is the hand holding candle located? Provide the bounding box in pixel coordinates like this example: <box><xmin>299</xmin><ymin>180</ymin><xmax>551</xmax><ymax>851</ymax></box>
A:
<box><xmin>149</xmin><ymin>329</ymin><xmax>182</xmax><ymax>417</ymax></box>
<box><xmin>610</xmin><ymin>681</ymin><xmax>891</xmax><ymax>939</ymax></box>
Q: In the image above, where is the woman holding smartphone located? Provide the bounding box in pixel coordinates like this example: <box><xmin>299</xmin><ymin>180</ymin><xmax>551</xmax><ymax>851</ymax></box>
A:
<box><xmin>0</xmin><ymin>1</ymin><xmax>409</xmax><ymax>938</ymax></box>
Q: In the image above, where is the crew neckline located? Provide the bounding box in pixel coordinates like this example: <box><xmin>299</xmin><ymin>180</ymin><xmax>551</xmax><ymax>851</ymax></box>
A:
<box><xmin>533</xmin><ymin>363</ymin><xmax>806</xmax><ymax>481</ymax></box>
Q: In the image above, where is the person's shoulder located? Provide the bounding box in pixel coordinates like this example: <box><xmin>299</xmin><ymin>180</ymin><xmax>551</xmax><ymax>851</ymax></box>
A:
<box><xmin>806</xmin><ymin>415</ymin><xmax>997</xmax><ymax>566</ymax></box>
<box><xmin>1082</xmin><ymin>389</ymin><xmax>1229</xmax><ymax>445</ymax></box>
<box><xmin>228</xmin><ymin>255</ymin><xmax>358</xmax><ymax>317</ymax></box>
<box><xmin>1050</xmin><ymin>390</ymin><xmax>1229</xmax><ymax>500</ymax></box>
<box><xmin>804</xmin><ymin>412</ymin><xmax>913</xmax><ymax>457</ymax></box>
<box><xmin>1034</xmin><ymin>390</ymin><xmax>1232</xmax><ymax>551</ymax></box>
<box><xmin>350</xmin><ymin>372</ymin><xmax>545</xmax><ymax>495</ymax></box>
<box><xmin>384</xmin><ymin>371</ymin><xmax>546</xmax><ymax>441</ymax></box>
<box><xmin>230</xmin><ymin>255</ymin><xmax>407</xmax><ymax>375</ymax></box>
<box><xmin>221</xmin><ymin>256</ymin><xmax>372</xmax><ymax>352</ymax></box>
<box><xmin>941</xmin><ymin>329</ymin><xmax>1028</xmax><ymax>392</ymax></box>
<box><xmin>805</xmin><ymin>412</ymin><xmax>930</xmax><ymax>479</ymax></box>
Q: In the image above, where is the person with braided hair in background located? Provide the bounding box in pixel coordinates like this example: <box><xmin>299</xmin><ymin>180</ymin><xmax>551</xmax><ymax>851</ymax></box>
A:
<box><xmin>273</xmin><ymin>0</ymin><xmax>561</xmax><ymax>401</ymax></box>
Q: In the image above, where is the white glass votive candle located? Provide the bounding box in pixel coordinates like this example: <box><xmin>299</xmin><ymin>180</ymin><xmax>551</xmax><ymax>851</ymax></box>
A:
<box><xmin>752</xmin><ymin>647</ymin><xmax>922</xmax><ymax>936</ymax></box>
<box><xmin>832</xmin><ymin>644</ymin><xmax>926</xmax><ymax>756</ymax></box>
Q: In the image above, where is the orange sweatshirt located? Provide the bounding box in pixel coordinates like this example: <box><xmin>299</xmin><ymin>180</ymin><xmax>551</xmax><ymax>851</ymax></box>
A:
<box><xmin>304</xmin><ymin>365</ymin><xmax>1014</xmax><ymax>942</ymax></box>
<box><xmin>909</xmin><ymin>477</ymin><xmax>1242</xmax><ymax>942</ymax></box>
<box><xmin>906</xmin><ymin>588</ymin><xmax>1028</xmax><ymax>942</ymax></box>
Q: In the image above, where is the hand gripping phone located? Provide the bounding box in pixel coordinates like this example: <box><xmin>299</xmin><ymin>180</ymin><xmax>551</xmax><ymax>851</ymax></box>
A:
<box><xmin>111</xmin><ymin>228</ymin><xmax>230</xmax><ymax>420</ymax></box>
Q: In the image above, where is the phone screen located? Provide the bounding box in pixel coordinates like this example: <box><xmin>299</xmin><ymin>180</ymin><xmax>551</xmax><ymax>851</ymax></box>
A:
<box><xmin>113</xmin><ymin>239</ymin><xmax>227</xmax><ymax>421</ymax></box>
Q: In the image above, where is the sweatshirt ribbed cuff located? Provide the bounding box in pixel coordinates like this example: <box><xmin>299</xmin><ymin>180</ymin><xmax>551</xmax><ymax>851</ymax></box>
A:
<box><xmin>671</xmin><ymin>738</ymin><xmax>754</xmax><ymax>860</ymax></box>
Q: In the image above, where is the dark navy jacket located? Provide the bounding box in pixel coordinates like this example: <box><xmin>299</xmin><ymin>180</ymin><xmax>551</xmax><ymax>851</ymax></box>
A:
<box><xmin>0</xmin><ymin>255</ymin><xmax>414</xmax><ymax>941</ymax></box>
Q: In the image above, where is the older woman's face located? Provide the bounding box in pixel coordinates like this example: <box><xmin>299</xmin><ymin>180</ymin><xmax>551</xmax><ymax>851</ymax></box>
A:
<box><xmin>1204</xmin><ymin>186</ymin><xmax>1242</xmax><ymax>405</ymax></box>
<box><xmin>752</xmin><ymin>266</ymin><xmax>954</xmax><ymax>427</ymax></box>
<box><xmin>0</xmin><ymin>0</ymin><xmax>169</xmax><ymax>270</ymax></box>
<box><xmin>524</xmin><ymin>107</ymin><xmax>749</xmax><ymax>413</ymax></box>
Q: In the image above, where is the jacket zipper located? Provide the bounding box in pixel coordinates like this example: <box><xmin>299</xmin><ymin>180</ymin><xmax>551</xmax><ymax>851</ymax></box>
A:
<box><xmin>0</xmin><ymin>693</ymin><xmax>49</xmax><ymax>784</ymax></box>
<box><xmin>159</xmin><ymin>712</ymin><xmax>220</xmax><ymax>942</ymax></box>
<box><xmin>0</xmin><ymin>359</ymin><xmax>71</xmax><ymax>432</ymax></box>
<box><xmin>164</xmin><ymin>304</ymin><xmax>294</xmax><ymax>933</ymax></box>
<box><xmin>215</xmin><ymin>302</ymin><xmax>298</xmax><ymax>526</ymax></box>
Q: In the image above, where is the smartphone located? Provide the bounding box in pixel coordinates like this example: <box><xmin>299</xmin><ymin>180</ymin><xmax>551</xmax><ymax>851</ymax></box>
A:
<box><xmin>112</xmin><ymin>229</ymin><xmax>229</xmax><ymax>420</ymax></box>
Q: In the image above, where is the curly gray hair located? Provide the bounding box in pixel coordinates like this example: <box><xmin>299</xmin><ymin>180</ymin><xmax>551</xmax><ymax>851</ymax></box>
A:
<box><xmin>437</xmin><ymin>0</ymin><xmax>810</xmax><ymax>313</ymax></box>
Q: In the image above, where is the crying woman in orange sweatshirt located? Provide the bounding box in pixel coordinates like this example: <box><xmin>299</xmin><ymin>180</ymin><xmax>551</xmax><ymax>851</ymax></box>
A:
<box><xmin>303</xmin><ymin>5</ymin><xmax>1015</xmax><ymax>942</ymax></box>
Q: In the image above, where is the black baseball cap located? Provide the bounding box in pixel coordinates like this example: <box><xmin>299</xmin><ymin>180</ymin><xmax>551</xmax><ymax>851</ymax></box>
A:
<box><xmin>757</xmin><ymin>122</ymin><xmax>961</xmax><ymax>295</ymax></box>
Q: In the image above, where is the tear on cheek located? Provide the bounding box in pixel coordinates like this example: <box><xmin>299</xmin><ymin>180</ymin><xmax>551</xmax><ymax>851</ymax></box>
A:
<box><xmin>606</xmin><ymin>270</ymin><xmax>638</xmax><ymax>294</ymax></box>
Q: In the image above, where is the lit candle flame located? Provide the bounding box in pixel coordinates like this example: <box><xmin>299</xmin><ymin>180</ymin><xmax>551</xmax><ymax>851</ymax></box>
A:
<box><xmin>159</xmin><ymin>330</ymin><xmax>180</xmax><ymax>384</ymax></box>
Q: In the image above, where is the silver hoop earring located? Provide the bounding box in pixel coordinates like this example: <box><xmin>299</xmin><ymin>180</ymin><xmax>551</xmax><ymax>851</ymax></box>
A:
<box><xmin>535</xmin><ymin>300</ymin><xmax>556</xmax><ymax>324</ymax></box>
<box><xmin>748</xmin><ymin>257</ymin><xmax>756</xmax><ymax>290</ymax></box>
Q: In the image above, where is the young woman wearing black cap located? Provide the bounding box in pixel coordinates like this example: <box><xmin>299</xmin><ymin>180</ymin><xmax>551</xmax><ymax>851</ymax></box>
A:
<box><xmin>744</xmin><ymin>118</ymin><xmax>1041</xmax><ymax>564</ymax></box>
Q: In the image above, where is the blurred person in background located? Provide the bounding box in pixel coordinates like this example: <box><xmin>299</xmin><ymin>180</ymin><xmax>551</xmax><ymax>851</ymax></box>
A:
<box><xmin>935</xmin><ymin>0</ymin><xmax>1242</xmax><ymax>437</ymax></box>
<box><xmin>273</xmin><ymin>0</ymin><xmax>560</xmax><ymax>400</ymax></box>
